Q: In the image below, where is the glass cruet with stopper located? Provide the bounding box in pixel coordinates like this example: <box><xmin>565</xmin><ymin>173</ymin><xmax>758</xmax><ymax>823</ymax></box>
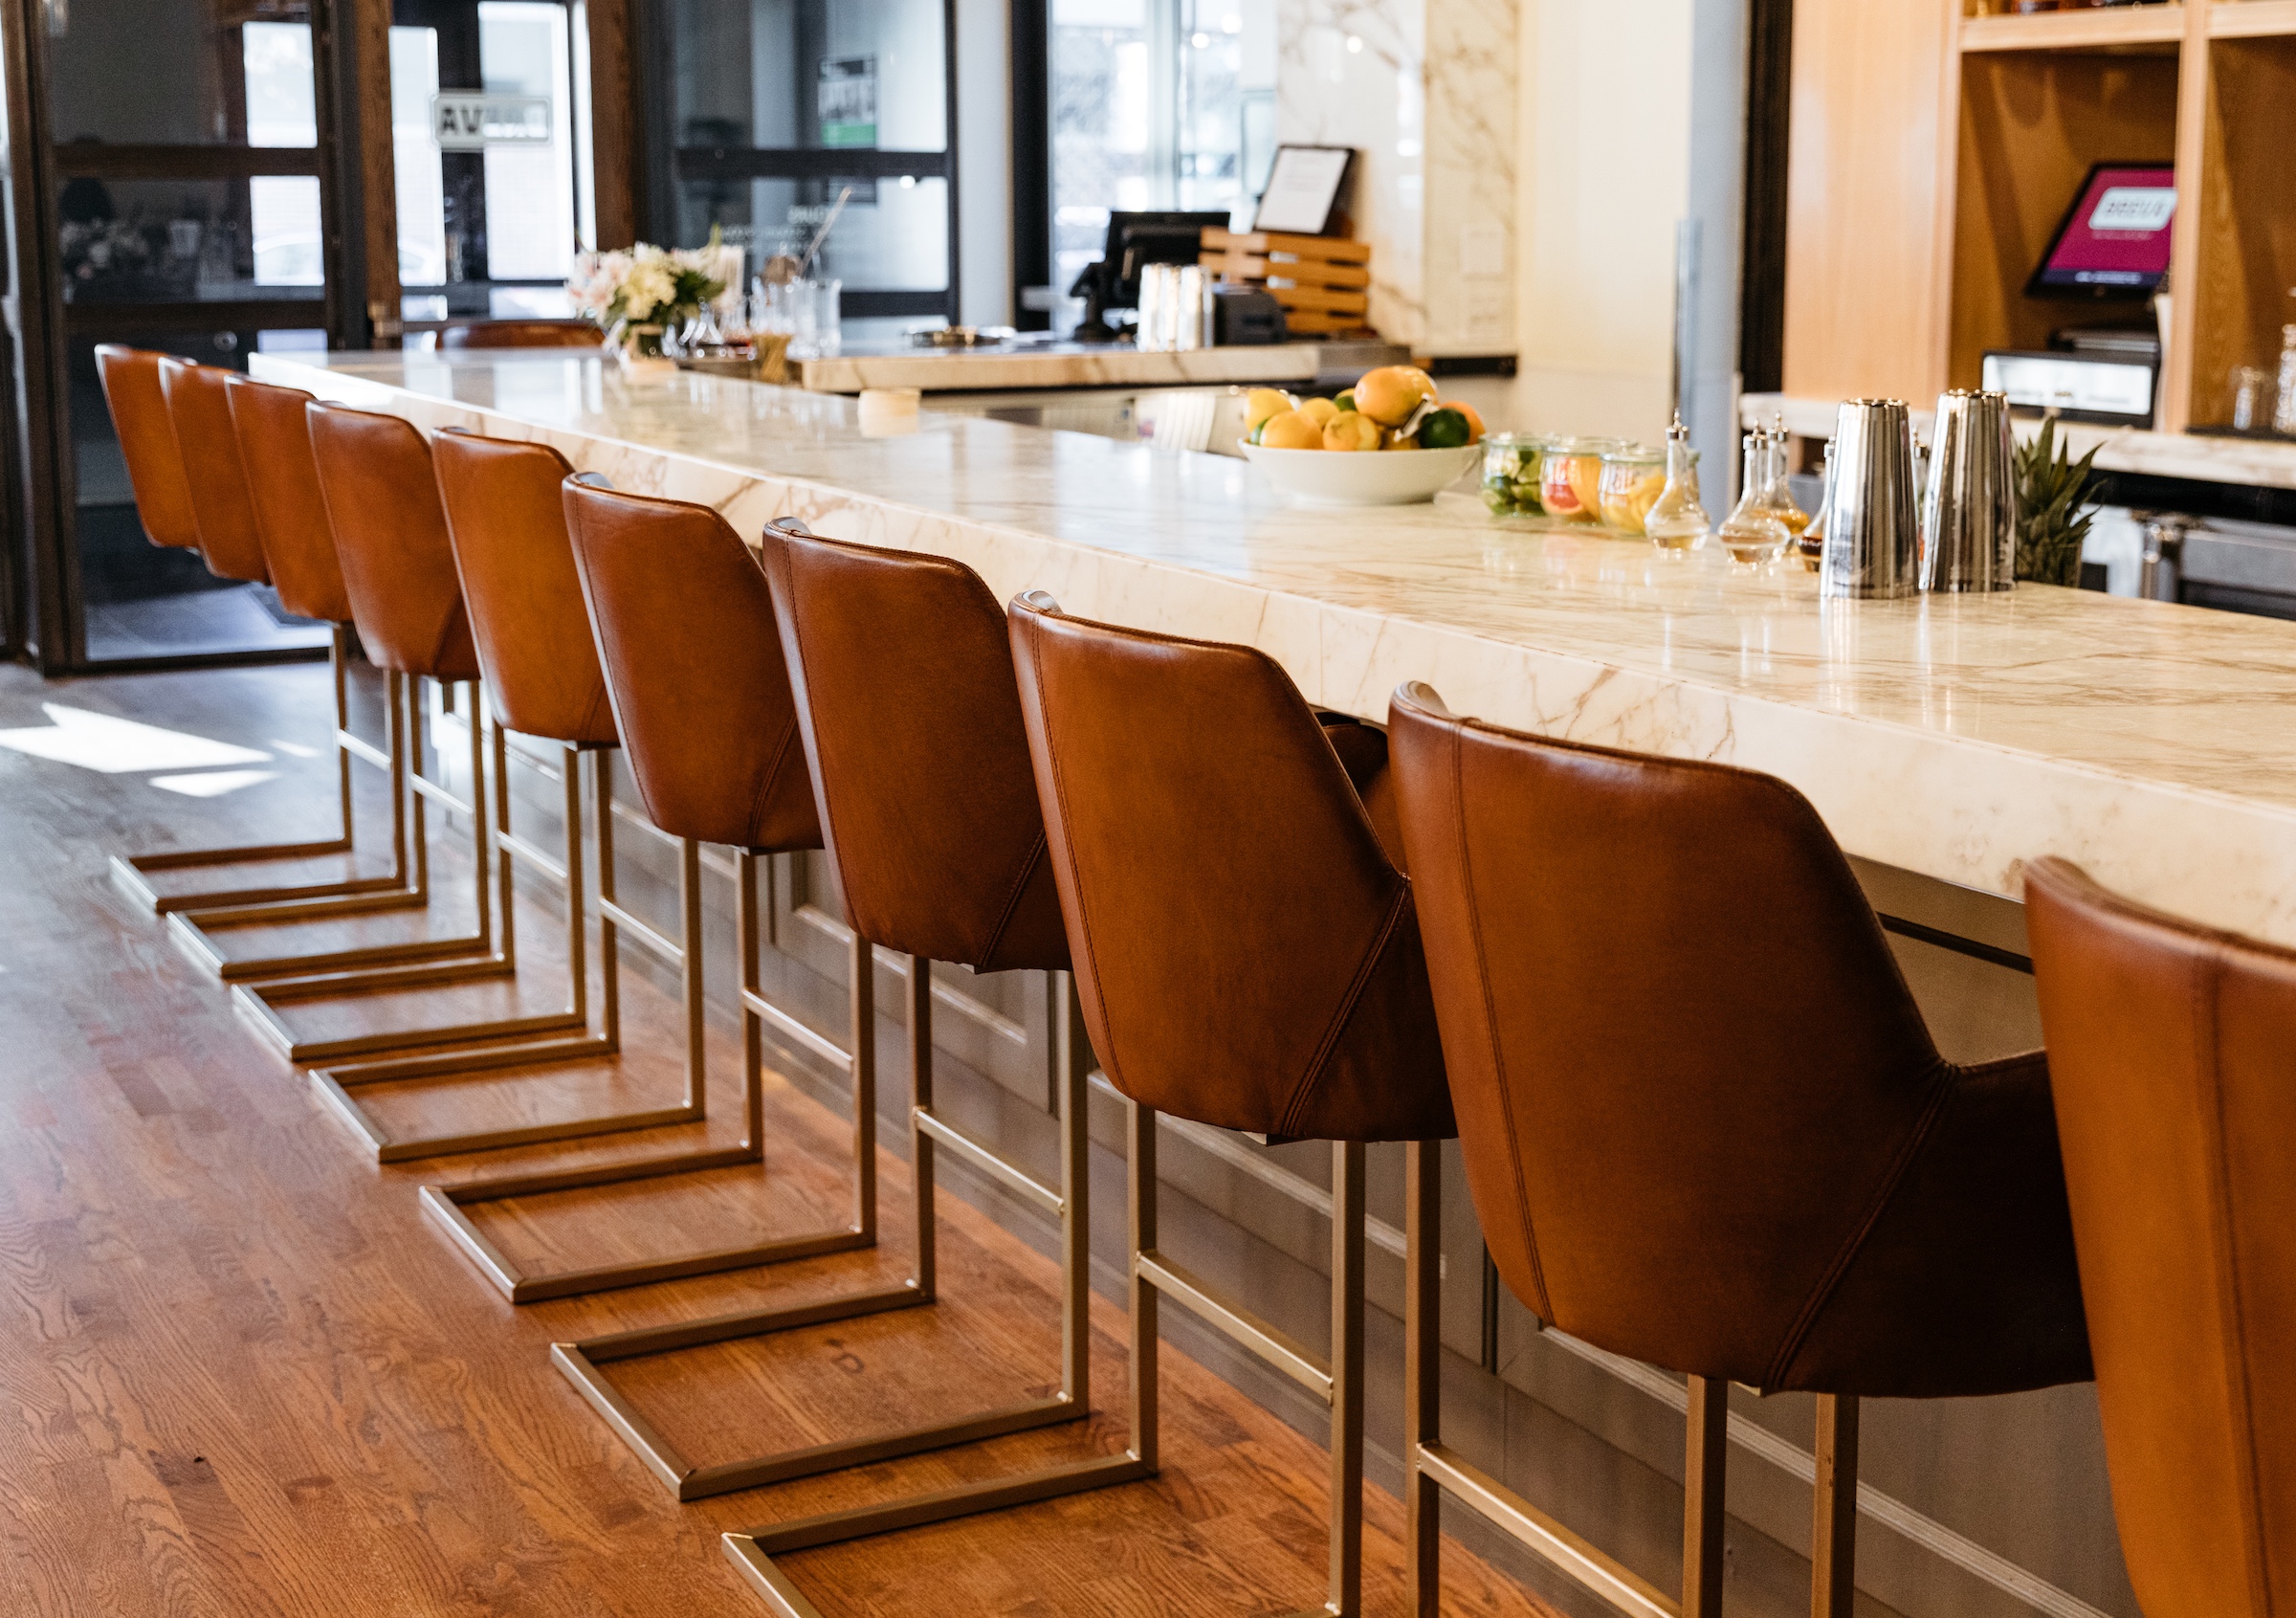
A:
<box><xmin>1644</xmin><ymin>412</ymin><xmax>1711</xmax><ymax>553</ymax></box>
<box><xmin>1762</xmin><ymin>413</ymin><xmax>1812</xmax><ymax>544</ymax></box>
<box><xmin>1716</xmin><ymin>428</ymin><xmax>1793</xmax><ymax>565</ymax></box>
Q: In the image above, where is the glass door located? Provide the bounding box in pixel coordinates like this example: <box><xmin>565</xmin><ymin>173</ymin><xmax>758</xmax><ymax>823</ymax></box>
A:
<box><xmin>651</xmin><ymin>0</ymin><xmax>957</xmax><ymax>329</ymax></box>
<box><xmin>5</xmin><ymin>0</ymin><xmax>351</xmax><ymax>668</ymax></box>
<box><xmin>389</xmin><ymin>0</ymin><xmax>588</xmax><ymax>335</ymax></box>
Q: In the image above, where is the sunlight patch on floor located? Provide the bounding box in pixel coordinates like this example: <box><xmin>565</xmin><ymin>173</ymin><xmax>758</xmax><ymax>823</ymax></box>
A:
<box><xmin>0</xmin><ymin>704</ymin><xmax>271</xmax><ymax>774</ymax></box>
<box><xmin>150</xmin><ymin>769</ymin><xmax>281</xmax><ymax>798</ymax></box>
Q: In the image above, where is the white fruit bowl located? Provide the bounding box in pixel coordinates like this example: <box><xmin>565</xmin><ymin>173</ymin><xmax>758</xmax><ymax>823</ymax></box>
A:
<box><xmin>1238</xmin><ymin>440</ymin><xmax>1483</xmax><ymax>507</ymax></box>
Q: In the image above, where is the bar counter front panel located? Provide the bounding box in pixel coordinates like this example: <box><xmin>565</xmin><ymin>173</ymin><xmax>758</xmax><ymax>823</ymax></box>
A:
<box><xmin>253</xmin><ymin>348</ymin><xmax>2226</xmax><ymax>1618</ymax></box>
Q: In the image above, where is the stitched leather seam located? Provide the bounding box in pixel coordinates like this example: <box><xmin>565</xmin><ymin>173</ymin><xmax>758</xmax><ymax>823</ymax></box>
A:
<box><xmin>1450</xmin><ymin>723</ymin><xmax>1552</xmax><ymax>1319</ymax></box>
<box><xmin>1025</xmin><ymin>615</ymin><xmax>1120</xmax><ymax>1086</ymax></box>
<box><xmin>980</xmin><ymin>831</ymin><xmax>1050</xmax><ymax>964</ymax></box>
<box><xmin>2198</xmin><ymin>944</ymin><xmax>2276</xmax><ymax>1611</ymax></box>
<box><xmin>1277</xmin><ymin>879</ymin><xmax>1408</xmax><ymax>1141</ymax></box>
<box><xmin>1765</xmin><ymin>1060</ymin><xmax>1955</xmax><ymax>1390</ymax></box>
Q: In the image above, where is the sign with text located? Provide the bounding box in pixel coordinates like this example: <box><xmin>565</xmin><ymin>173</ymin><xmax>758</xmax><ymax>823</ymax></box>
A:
<box><xmin>818</xmin><ymin>57</ymin><xmax>877</xmax><ymax>148</ymax></box>
<box><xmin>431</xmin><ymin>92</ymin><xmax>553</xmax><ymax>151</ymax></box>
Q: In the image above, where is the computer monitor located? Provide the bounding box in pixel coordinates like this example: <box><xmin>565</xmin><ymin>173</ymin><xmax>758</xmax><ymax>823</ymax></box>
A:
<box><xmin>1095</xmin><ymin>211</ymin><xmax>1230</xmax><ymax>309</ymax></box>
<box><xmin>2027</xmin><ymin>162</ymin><xmax>2177</xmax><ymax>299</ymax></box>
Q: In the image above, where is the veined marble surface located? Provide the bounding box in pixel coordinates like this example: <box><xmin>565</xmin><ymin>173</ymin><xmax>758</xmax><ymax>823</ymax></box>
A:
<box><xmin>795</xmin><ymin>344</ymin><xmax>1324</xmax><ymax>394</ymax></box>
<box><xmin>257</xmin><ymin>348</ymin><xmax>2296</xmax><ymax>949</ymax></box>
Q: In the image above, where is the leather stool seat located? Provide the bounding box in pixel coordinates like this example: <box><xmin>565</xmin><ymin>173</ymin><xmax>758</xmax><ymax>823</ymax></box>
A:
<box><xmin>1387</xmin><ymin>683</ymin><xmax>2090</xmax><ymax>1617</ymax></box>
<box><xmin>1002</xmin><ymin>591</ymin><xmax>1455</xmax><ymax>1618</ymax></box>
<box><xmin>2027</xmin><ymin>859</ymin><xmax>2296</xmax><ymax>1618</ymax></box>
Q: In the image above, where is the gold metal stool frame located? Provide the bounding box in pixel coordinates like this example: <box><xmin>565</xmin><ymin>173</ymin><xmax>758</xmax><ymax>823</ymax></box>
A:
<box><xmin>109</xmin><ymin>626</ymin><xmax>425</xmax><ymax>920</ymax></box>
<box><xmin>552</xmin><ymin>963</ymin><xmax>1135</xmax><ymax>1524</ymax></box>
<box><xmin>166</xmin><ymin>670</ymin><xmax>497</xmax><ymax>986</ymax></box>
<box><xmin>714</xmin><ymin>1071</ymin><xmax>1373</xmax><ymax>1618</ymax></box>
<box><xmin>1400</xmin><ymin>1140</ymin><xmax>1852</xmax><ymax>1618</ymax></box>
<box><xmin>220</xmin><ymin>676</ymin><xmax>588</xmax><ymax>1066</ymax></box>
<box><xmin>417</xmin><ymin>843</ymin><xmax>876</xmax><ymax>1303</ymax></box>
<box><xmin>310</xmin><ymin>731</ymin><xmax>673</xmax><ymax>1162</ymax></box>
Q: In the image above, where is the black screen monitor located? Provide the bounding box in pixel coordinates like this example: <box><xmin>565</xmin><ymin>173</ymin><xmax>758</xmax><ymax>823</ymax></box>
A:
<box><xmin>2027</xmin><ymin>161</ymin><xmax>2177</xmax><ymax>299</ymax></box>
<box><xmin>1097</xmin><ymin>211</ymin><xmax>1230</xmax><ymax>309</ymax></box>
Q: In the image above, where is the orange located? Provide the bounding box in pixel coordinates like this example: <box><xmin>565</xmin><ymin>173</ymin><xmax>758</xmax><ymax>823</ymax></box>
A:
<box><xmin>1353</xmin><ymin>366</ymin><xmax>1436</xmax><ymax>427</ymax></box>
<box><xmin>1260</xmin><ymin>410</ymin><xmax>1324</xmax><ymax>450</ymax></box>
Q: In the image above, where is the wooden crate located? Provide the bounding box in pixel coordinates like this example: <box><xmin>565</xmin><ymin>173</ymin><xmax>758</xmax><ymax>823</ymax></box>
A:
<box><xmin>1200</xmin><ymin>228</ymin><xmax>1373</xmax><ymax>336</ymax></box>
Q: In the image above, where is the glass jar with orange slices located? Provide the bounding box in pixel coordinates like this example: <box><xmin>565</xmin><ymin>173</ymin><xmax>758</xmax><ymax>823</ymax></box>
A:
<box><xmin>1536</xmin><ymin>436</ymin><xmax>1620</xmax><ymax>523</ymax></box>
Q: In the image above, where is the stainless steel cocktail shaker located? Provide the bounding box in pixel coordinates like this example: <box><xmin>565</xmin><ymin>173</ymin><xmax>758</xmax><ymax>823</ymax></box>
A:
<box><xmin>1920</xmin><ymin>389</ymin><xmax>2018</xmax><ymax>592</ymax></box>
<box><xmin>1820</xmin><ymin>399</ymin><xmax>1921</xmax><ymax>600</ymax></box>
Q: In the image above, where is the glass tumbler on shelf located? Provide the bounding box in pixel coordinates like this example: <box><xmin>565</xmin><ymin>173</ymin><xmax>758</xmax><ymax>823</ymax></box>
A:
<box><xmin>1537</xmin><ymin>436</ymin><xmax>1619</xmax><ymax>522</ymax></box>
<box><xmin>1644</xmin><ymin>413</ymin><xmax>1711</xmax><ymax>554</ymax></box>
<box><xmin>2274</xmin><ymin>322</ymin><xmax>2296</xmax><ymax>437</ymax></box>
<box><xmin>1716</xmin><ymin>428</ymin><xmax>1793</xmax><ymax>565</ymax></box>
<box><xmin>1598</xmin><ymin>444</ymin><xmax>1667</xmax><ymax>536</ymax></box>
<box><xmin>1483</xmin><ymin>432</ymin><xmax>1549</xmax><ymax>516</ymax></box>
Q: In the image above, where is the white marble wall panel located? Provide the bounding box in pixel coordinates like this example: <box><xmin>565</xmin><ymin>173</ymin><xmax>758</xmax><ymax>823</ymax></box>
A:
<box><xmin>258</xmin><ymin>351</ymin><xmax>2296</xmax><ymax>954</ymax></box>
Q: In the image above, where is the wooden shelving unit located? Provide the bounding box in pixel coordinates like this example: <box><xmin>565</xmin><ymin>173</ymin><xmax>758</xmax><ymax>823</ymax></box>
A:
<box><xmin>1782</xmin><ymin>0</ymin><xmax>2296</xmax><ymax>437</ymax></box>
<box><xmin>1960</xmin><ymin>5</ymin><xmax>2187</xmax><ymax>54</ymax></box>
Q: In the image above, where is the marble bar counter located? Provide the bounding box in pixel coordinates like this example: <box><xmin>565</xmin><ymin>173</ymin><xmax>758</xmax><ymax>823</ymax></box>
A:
<box><xmin>258</xmin><ymin>348</ymin><xmax>2296</xmax><ymax>952</ymax></box>
<box><xmin>793</xmin><ymin>338</ymin><xmax>1404</xmax><ymax>395</ymax></box>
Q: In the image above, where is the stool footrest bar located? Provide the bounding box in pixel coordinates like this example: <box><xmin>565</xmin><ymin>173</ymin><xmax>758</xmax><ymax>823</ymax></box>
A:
<box><xmin>738</xmin><ymin>986</ymin><xmax>853</xmax><ymax>1074</ymax></box>
<box><xmin>1416</xmin><ymin>1441</ymin><xmax>1679</xmax><ymax>1618</ymax></box>
<box><xmin>914</xmin><ymin>1106</ymin><xmax>1063</xmax><ymax>1215</ymax></box>
<box><xmin>1137</xmin><ymin>1249</ymin><xmax>1334</xmax><ymax>1402</ymax></box>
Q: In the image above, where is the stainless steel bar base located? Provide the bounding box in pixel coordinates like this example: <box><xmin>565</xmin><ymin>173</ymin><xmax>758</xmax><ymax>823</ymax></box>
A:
<box><xmin>108</xmin><ymin>628</ymin><xmax>412</xmax><ymax>916</ymax></box>
<box><xmin>557</xmin><ymin>964</ymin><xmax>1101</xmax><ymax>1536</ymax></box>
<box><xmin>308</xmin><ymin>738</ymin><xmax>650</xmax><ymax>1163</ymax></box>
<box><xmin>419</xmin><ymin>848</ymin><xmax>876</xmax><ymax>1303</ymax></box>
<box><xmin>1403</xmin><ymin>1140</ymin><xmax>1803</xmax><ymax>1618</ymax></box>
<box><xmin>221</xmin><ymin>678</ymin><xmax>590</xmax><ymax>1065</ymax></box>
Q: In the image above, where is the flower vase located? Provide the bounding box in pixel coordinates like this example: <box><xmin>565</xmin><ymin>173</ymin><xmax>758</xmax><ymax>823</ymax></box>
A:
<box><xmin>620</xmin><ymin>323</ymin><xmax>676</xmax><ymax>380</ymax></box>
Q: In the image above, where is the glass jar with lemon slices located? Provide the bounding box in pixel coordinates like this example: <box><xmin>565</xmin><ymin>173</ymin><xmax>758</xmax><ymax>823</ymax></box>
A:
<box><xmin>1598</xmin><ymin>445</ymin><xmax>1667</xmax><ymax>536</ymax></box>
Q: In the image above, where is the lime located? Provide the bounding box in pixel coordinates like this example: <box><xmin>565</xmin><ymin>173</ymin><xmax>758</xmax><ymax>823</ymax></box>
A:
<box><xmin>1335</xmin><ymin>390</ymin><xmax>1357</xmax><ymax>413</ymax></box>
<box><xmin>1419</xmin><ymin>408</ymin><xmax>1471</xmax><ymax>450</ymax></box>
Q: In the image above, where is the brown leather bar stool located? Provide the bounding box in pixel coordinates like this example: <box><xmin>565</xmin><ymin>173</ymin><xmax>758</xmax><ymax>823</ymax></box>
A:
<box><xmin>2024</xmin><ymin>860</ymin><xmax>2296</xmax><ymax>1618</ymax></box>
<box><xmin>420</xmin><ymin>480</ymin><xmax>876</xmax><ymax>1304</ymax></box>
<box><xmin>982</xmin><ymin>593</ymin><xmax>1453</xmax><ymax>1618</ymax></box>
<box><xmin>98</xmin><ymin>348</ymin><xmax>406</xmax><ymax>920</ymax></box>
<box><xmin>438</xmin><ymin>320</ymin><xmax>602</xmax><ymax>349</ymax></box>
<box><xmin>222</xmin><ymin>403</ymin><xmax>590</xmax><ymax>1066</ymax></box>
<box><xmin>560</xmin><ymin>521</ymin><xmax>1125</xmax><ymax>1557</ymax></box>
<box><xmin>306</xmin><ymin>429</ymin><xmax>677</xmax><ymax>1163</ymax></box>
<box><xmin>1387</xmin><ymin>684</ymin><xmax>2092</xmax><ymax>1618</ymax></box>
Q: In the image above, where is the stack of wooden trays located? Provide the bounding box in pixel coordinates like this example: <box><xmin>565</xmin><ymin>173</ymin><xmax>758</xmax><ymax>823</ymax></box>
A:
<box><xmin>1199</xmin><ymin>228</ymin><xmax>1372</xmax><ymax>337</ymax></box>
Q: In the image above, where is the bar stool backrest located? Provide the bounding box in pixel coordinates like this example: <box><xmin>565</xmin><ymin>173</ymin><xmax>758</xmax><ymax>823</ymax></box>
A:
<box><xmin>1388</xmin><ymin>683</ymin><xmax>2090</xmax><ymax>1396</ymax></box>
<box><xmin>304</xmin><ymin>402</ymin><xmax>480</xmax><ymax>680</ymax></box>
<box><xmin>440</xmin><ymin>321</ymin><xmax>603</xmax><ymax>349</ymax></box>
<box><xmin>756</xmin><ymin>522</ymin><xmax>1066</xmax><ymax>973</ymax></box>
<box><xmin>157</xmin><ymin>358</ymin><xmax>271</xmax><ymax>585</ymax></box>
<box><xmin>1007</xmin><ymin>594</ymin><xmax>1453</xmax><ymax>1142</ymax></box>
<box><xmin>223</xmin><ymin>377</ymin><xmax>354</xmax><ymax>626</ymax></box>
<box><xmin>2026</xmin><ymin>857</ymin><xmax>2296</xmax><ymax>1618</ymax></box>
<box><xmin>93</xmin><ymin>345</ymin><xmax>201</xmax><ymax>552</ymax></box>
<box><xmin>561</xmin><ymin>480</ymin><xmax>820</xmax><ymax>853</ymax></box>
<box><xmin>432</xmin><ymin>431</ymin><xmax>618</xmax><ymax>747</ymax></box>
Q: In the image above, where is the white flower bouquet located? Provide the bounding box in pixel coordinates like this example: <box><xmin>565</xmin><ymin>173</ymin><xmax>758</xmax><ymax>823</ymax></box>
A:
<box><xmin>565</xmin><ymin>241</ymin><xmax>728</xmax><ymax>340</ymax></box>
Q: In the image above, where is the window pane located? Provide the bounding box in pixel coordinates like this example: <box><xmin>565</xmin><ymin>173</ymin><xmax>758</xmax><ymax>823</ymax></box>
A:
<box><xmin>50</xmin><ymin>0</ymin><xmax>313</xmax><ymax>146</ymax></box>
<box><xmin>1049</xmin><ymin>0</ymin><xmax>1149</xmax><ymax>298</ymax></box>
<box><xmin>250</xmin><ymin>176</ymin><xmax>324</xmax><ymax>284</ymax></box>
<box><xmin>670</xmin><ymin>0</ymin><xmax>946</xmax><ymax>154</ymax></box>
<box><xmin>391</xmin><ymin>27</ymin><xmax>450</xmax><ymax>286</ymax></box>
<box><xmin>59</xmin><ymin>178</ymin><xmax>324</xmax><ymax>302</ymax></box>
<box><xmin>478</xmin><ymin>1</ymin><xmax>577</xmax><ymax>281</ymax></box>
<box><xmin>243</xmin><ymin>22</ymin><xmax>319</xmax><ymax>148</ymax></box>
<box><xmin>677</xmin><ymin>176</ymin><xmax>947</xmax><ymax>292</ymax></box>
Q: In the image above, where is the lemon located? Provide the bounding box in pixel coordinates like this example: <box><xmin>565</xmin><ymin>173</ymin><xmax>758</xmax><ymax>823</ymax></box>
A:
<box><xmin>1324</xmin><ymin>413</ymin><xmax>1383</xmax><ymax>453</ymax></box>
<box><xmin>1244</xmin><ymin>388</ymin><xmax>1297</xmax><ymax>433</ymax></box>
<box><xmin>1260</xmin><ymin>410</ymin><xmax>1324</xmax><ymax>450</ymax></box>
<box><xmin>1335</xmin><ymin>390</ymin><xmax>1357</xmax><ymax>413</ymax></box>
<box><xmin>1299</xmin><ymin>396</ymin><xmax>1340</xmax><ymax>428</ymax></box>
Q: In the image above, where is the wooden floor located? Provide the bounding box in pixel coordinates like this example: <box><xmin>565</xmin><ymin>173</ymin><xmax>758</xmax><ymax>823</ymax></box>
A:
<box><xmin>0</xmin><ymin>659</ymin><xmax>1564</xmax><ymax>1618</ymax></box>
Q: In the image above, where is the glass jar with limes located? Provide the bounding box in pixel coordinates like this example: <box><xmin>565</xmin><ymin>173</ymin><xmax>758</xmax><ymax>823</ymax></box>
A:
<box><xmin>1483</xmin><ymin>432</ymin><xmax>1551</xmax><ymax>515</ymax></box>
